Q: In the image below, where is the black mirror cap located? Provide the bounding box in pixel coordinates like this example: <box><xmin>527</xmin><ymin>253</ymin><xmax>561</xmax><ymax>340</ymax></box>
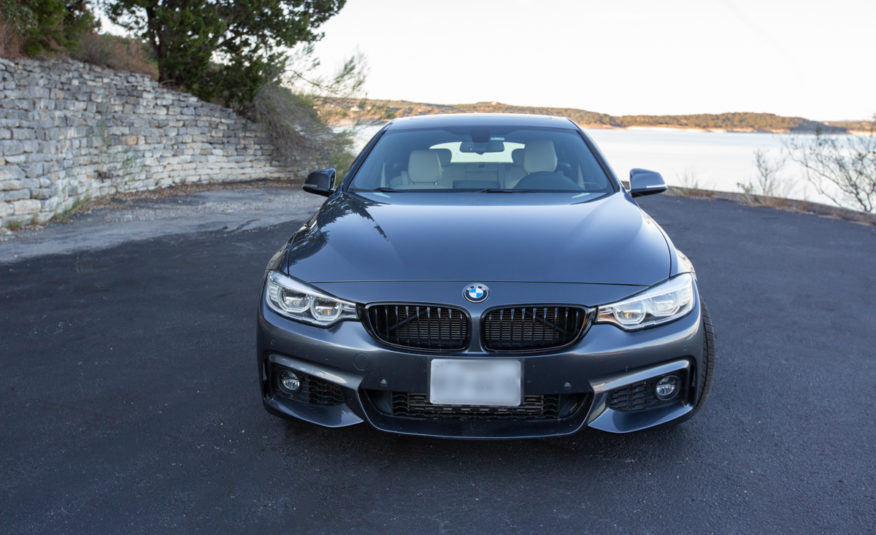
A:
<box><xmin>629</xmin><ymin>168</ymin><xmax>667</xmax><ymax>197</ymax></box>
<box><xmin>303</xmin><ymin>168</ymin><xmax>336</xmax><ymax>197</ymax></box>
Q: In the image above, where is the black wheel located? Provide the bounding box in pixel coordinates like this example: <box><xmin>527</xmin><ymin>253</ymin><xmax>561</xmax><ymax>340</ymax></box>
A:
<box><xmin>689</xmin><ymin>302</ymin><xmax>716</xmax><ymax>417</ymax></box>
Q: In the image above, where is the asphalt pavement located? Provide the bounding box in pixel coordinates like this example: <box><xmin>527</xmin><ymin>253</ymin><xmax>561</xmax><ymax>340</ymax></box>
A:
<box><xmin>1</xmin><ymin>190</ymin><xmax>874</xmax><ymax>533</ymax></box>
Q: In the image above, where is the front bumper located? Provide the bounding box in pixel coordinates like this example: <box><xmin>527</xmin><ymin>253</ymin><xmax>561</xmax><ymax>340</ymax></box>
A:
<box><xmin>257</xmin><ymin>289</ymin><xmax>706</xmax><ymax>438</ymax></box>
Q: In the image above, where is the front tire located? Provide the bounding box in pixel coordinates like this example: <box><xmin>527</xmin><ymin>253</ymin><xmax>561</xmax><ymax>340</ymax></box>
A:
<box><xmin>689</xmin><ymin>302</ymin><xmax>716</xmax><ymax>416</ymax></box>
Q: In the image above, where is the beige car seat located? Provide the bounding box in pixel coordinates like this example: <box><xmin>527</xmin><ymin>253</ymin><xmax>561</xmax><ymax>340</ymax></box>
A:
<box><xmin>523</xmin><ymin>139</ymin><xmax>558</xmax><ymax>174</ymax></box>
<box><xmin>431</xmin><ymin>148</ymin><xmax>461</xmax><ymax>188</ymax></box>
<box><xmin>404</xmin><ymin>150</ymin><xmax>443</xmax><ymax>189</ymax></box>
<box><xmin>503</xmin><ymin>148</ymin><xmax>527</xmax><ymax>188</ymax></box>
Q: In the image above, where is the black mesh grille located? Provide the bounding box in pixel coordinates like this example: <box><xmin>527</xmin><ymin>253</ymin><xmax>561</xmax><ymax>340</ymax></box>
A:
<box><xmin>365</xmin><ymin>304</ymin><xmax>468</xmax><ymax>351</ymax></box>
<box><xmin>273</xmin><ymin>367</ymin><xmax>345</xmax><ymax>406</ymax></box>
<box><xmin>482</xmin><ymin>306</ymin><xmax>589</xmax><ymax>351</ymax></box>
<box><xmin>391</xmin><ymin>392</ymin><xmax>560</xmax><ymax>420</ymax></box>
<box><xmin>606</xmin><ymin>374</ymin><xmax>685</xmax><ymax>412</ymax></box>
<box><xmin>299</xmin><ymin>375</ymin><xmax>345</xmax><ymax>406</ymax></box>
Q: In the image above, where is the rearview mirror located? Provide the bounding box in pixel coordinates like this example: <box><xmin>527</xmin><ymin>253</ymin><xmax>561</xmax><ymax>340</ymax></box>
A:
<box><xmin>629</xmin><ymin>168</ymin><xmax>666</xmax><ymax>197</ymax></box>
<box><xmin>303</xmin><ymin>168</ymin><xmax>336</xmax><ymax>197</ymax></box>
<box><xmin>460</xmin><ymin>140</ymin><xmax>505</xmax><ymax>154</ymax></box>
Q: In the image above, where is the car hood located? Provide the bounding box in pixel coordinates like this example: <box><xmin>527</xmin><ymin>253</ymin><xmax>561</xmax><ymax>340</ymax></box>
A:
<box><xmin>284</xmin><ymin>191</ymin><xmax>670</xmax><ymax>286</ymax></box>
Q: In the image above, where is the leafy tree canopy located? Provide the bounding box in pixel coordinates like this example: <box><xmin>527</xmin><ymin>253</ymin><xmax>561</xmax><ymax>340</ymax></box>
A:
<box><xmin>1</xmin><ymin>0</ymin><xmax>94</xmax><ymax>56</ymax></box>
<box><xmin>103</xmin><ymin>0</ymin><xmax>346</xmax><ymax>109</ymax></box>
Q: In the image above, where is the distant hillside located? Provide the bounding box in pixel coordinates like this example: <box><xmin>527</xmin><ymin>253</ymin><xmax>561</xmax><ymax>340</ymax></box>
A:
<box><xmin>824</xmin><ymin>119</ymin><xmax>875</xmax><ymax>133</ymax></box>
<box><xmin>316</xmin><ymin>98</ymin><xmax>855</xmax><ymax>134</ymax></box>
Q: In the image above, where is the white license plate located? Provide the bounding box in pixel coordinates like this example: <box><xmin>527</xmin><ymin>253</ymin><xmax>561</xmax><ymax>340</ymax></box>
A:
<box><xmin>429</xmin><ymin>359</ymin><xmax>522</xmax><ymax>406</ymax></box>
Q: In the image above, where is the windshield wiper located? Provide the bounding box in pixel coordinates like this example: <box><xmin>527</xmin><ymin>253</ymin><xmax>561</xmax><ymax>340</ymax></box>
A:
<box><xmin>364</xmin><ymin>187</ymin><xmax>398</xmax><ymax>192</ymax></box>
<box><xmin>477</xmin><ymin>188</ymin><xmax>524</xmax><ymax>193</ymax></box>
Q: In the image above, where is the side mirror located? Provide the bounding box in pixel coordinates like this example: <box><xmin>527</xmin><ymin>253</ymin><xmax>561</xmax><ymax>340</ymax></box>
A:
<box><xmin>629</xmin><ymin>168</ymin><xmax>666</xmax><ymax>197</ymax></box>
<box><xmin>303</xmin><ymin>168</ymin><xmax>336</xmax><ymax>197</ymax></box>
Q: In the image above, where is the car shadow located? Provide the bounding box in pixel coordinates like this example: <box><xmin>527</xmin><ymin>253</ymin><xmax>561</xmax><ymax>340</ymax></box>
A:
<box><xmin>280</xmin><ymin>417</ymin><xmax>696</xmax><ymax>467</ymax></box>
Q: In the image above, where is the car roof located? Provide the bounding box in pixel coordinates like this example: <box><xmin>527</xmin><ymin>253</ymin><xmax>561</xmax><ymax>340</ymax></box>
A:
<box><xmin>384</xmin><ymin>113</ymin><xmax>578</xmax><ymax>131</ymax></box>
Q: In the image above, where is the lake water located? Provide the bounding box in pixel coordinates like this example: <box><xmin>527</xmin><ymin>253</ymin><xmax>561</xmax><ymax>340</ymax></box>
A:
<box><xmin>341</xmin><ymin>124</ymin><xmax>853</xmax><ymax>209</ymax></box>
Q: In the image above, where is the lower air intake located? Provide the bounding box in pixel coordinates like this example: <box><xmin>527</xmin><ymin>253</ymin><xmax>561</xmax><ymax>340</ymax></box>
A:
<box><xmin>606</xmin><ymin>374</ymin><xmax>687</xmax><ymax>412</ymax></box>
<box><xmin>391</xmin><ymin>392</ymin><xmax>561</xmax><ymax>421</ymax></box>
<box><xmin>272</xmin><ymin>366</ymin><xmax>345</xmax><ymax>406</ymax></box>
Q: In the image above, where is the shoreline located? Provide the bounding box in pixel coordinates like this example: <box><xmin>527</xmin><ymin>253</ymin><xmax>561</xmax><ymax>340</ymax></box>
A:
<box><xmin>332</xmin><ymin>120</ymin><xmax>868</xmax><ymax>136</ymax></box>
<box><xmin>318</xmin><ymin>97</ymin><xmax>870</xmax><ymax>134</ymax></box>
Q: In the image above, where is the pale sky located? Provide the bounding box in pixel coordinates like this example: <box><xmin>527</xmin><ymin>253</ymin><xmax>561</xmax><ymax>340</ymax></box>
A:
<box><xmin>310</xmin><ymin>0</ymin><xmax>875</xmax><ymax>121</ymax></box>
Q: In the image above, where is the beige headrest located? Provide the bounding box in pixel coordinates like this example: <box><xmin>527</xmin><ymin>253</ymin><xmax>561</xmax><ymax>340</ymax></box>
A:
<box><xmin>408</xmin><ymin>150</ymin><xmax>441</xmax><ymax>183</ymax></box>
<box><xmin>432</xmin><ymin>148</ymin><xmax>452</xmax><ymax>167</ymax></box>
<box><xmin>523</xmin><ymin>140</ymin><xmax>557</xmax><ymax>174</ymax></box>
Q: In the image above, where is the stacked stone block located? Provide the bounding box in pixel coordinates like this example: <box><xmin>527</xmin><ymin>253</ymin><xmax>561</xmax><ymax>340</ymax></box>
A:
<box><xmin>0</xmin><ymin>58</ymin><xmax>307</xmax><ymax>227</ymax></box>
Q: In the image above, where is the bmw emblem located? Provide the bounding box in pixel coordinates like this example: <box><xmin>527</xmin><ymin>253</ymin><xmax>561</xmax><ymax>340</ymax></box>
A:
<box><xmin>463</xmin><ymin>283</ymin><xmax>489</xmax><ymax>303</ymax></box>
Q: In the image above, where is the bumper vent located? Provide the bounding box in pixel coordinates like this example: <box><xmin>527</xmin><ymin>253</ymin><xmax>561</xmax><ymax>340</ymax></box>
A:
<box><xmin>606</xmin><ymin>375</ymin><xmax>687</xmax><ymax>412</ymax></box>
<box><xmin>299</xmin><ymin>375</ymin><xmax>345</xmax><ymax>406</ymax></box>
<box><xmin>482</xmin><ymin>306</ymin><xmax>590</xmax><ymax>351</ymax></box>
<box><xmin>365</xmin><ymin>304</ymin><xmax>469</xmax><ymax>351</ymax></box>
<box><xmin>391</xmin><ymin>392</ymin><xmax>560</xmax><ymax>420</ymax></box>
<box><xmin>272</xmin><ymin>366</ymin><xmax>345</xmax><ymax>406</ymax></box>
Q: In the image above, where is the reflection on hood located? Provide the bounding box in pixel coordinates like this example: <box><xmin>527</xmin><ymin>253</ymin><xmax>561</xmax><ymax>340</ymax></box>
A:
<box><xmin>285</xmin><ymin>192</ymin><xmax>670</xmax><ymax>285</ymax></box>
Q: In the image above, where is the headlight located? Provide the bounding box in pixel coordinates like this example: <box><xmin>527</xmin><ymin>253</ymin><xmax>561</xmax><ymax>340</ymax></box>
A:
<box><xmin>596</xmin><ymin>273</ymin><xmax>694</xmax><ymax>330</ymax></box>
<box><xmin>265</xmin><ymin>271</ymin><xmax>358</xmax><ymax>327</ymax></box>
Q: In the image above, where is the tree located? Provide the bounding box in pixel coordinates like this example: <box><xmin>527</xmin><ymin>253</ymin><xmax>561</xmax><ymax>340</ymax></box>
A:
<box><xmin>786</xmin><ymin>118</ymin><xmax>876</xmax><ymax>213</ymax></box>
<box><xmin>103</xmin><ymin>0</ymin><xmax>346</xmax><ymax>109</ymax></box>
<box><xmin>0</xmin><ymin>0</ymin><xmax>94</xmax><ymax>57</ymax></box>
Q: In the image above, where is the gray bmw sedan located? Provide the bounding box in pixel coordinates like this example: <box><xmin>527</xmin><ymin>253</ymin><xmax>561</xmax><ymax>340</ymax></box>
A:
<box><xmin>257</xmin><ymin>114</ymin><xmax>715</xmax><ymax>438</ymax></box>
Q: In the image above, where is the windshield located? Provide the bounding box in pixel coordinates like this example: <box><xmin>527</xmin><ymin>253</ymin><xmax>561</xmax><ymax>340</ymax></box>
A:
<box><xmin>347</xmin><ymin>126</ymin><xmax>615</xmax><ymax>194</ymax></box>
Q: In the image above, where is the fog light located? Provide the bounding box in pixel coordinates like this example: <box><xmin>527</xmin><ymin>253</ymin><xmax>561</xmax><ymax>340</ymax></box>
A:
<box><xmin>279</xmin><ymin>370</ymin><xmax>301</xmax><ymax>393</ymax></box>
<box><xmin>655</xmin><ymin>375</ymin><xmax>679</xmax><ymax>400</ymax></box>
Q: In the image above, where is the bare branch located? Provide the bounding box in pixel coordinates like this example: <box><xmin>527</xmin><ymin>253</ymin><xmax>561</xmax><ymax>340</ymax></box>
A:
<box><xmin>784</xmin><ymin>124</ymin><xmax>876</xmax><ymax>213</ymax></box>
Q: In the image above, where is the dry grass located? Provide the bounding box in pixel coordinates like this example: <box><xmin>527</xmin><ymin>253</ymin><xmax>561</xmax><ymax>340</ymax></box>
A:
<box><xmin>673</xmin><ymin>170</ymin><xmax>715</xmax><ymax>198</ymax></box>
<box><xmin>0</xmin><ymin>16</ymin><xmax>23</xmax><ymax>58</ymax></box>
<box><xmin>3</xmin><ymin>215</ymin><xmax>36</xmax><ymax>231</ymax></box>
<box><xmin>73</xmin><ymin>33</ymin><xmax>157</xmax><ymax>78</ymax></box>
<box><xmin>674</xmin><ymin>186</ymin><xmax>715</xmax><ymax>199</ymax></box>
<box><xmin>104</xmin><ymin>178</ymin><xmax>300</xmax><ymax>203</ymax></box>
<box><xmin>666</xmin><ymin>186</ymin><xmax>876</xmax><ymax>226</ymax></box>
<box><xmin>252</xmin><ymin>83</ymin><xmax>356</xmax><ymax>177</ymax></box>
<box><xmin>2</xmin><ymin>23</ymin><xmax>158</xmax><ymax>78</ymax></box>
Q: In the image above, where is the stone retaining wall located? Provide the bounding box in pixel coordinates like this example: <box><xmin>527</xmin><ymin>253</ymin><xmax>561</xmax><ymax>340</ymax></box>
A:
<box><xmin>0</xmin><ymin>58</ymin><xmax>307</xmax><ymax>227</ymax></box>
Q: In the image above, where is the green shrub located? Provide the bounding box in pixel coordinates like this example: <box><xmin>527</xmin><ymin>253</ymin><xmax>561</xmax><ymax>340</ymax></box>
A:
<box><xmin>0</xmin><ymin>0</ymin><xmax>94</xmax><ymax>57</ymax></box>
<box><xmin>105</xmin><ymin>0</ymin><xmax>346</xmax><ymax>111</ymax></box>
